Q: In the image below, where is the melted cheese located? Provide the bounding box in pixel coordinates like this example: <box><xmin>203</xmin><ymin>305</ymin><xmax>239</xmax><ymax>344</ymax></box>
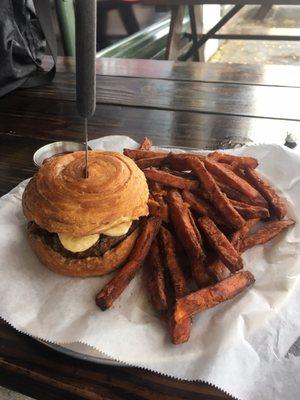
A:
<box><xmin>58</xmin><ymin>233</ymin><xmax>99</xmax><ymax>253</ymax></box>
<box><xmin>58</xmin><ymin>221</ymin><xmax>133</xmax><ymax>252</ymax></box>
<box><xmin>102</xmin><ymin>221</ymin><xmax>132</xmax><ymax>237</ymax></box>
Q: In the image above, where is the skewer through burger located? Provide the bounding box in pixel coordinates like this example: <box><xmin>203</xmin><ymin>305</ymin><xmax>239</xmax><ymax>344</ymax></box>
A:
<box><xmin>22</xmin><ymin>151</ymin><xmax>149</xmax><ymax>277</ymax></box>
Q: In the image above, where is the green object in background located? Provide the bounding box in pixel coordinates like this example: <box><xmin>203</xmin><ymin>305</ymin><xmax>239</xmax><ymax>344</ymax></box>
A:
<box><xmin>55</xmin><ymin>0</ymin><xmax>76</xmax><ymax>56</ymax></box>
<box><xmin>97</xmin><ymin>15</ymin><xmax>190</xmax><ymax>60</ymax></box>
<box><xmin>54</xmin><ymin>2</ymin><xmax>190</xmax><ymax>60</ymax></box>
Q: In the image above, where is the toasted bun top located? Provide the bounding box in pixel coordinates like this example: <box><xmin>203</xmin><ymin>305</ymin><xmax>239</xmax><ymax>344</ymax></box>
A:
<box><xmin>22</xmin><ymin>151</ymin><xmax>149</xmax><ymax>236</ymax></box>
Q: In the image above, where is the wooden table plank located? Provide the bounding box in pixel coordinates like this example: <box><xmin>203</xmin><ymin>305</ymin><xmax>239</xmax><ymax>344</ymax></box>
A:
<box><xmin>0</xmin><ymin>135</ymin><xmax>39</xmax><ymax>194</ymax></box>
<box><xmin>43</xmin><ymin>57</ymin><xmax>300</xmax><ymax>87</ymax></box>
<box><xmin>14</xmin><ymin>74</ymin><xmax>300</xmax><ymax>121</ymax></box>
<box><xmin>0</xmin><ymin>320</ymin><xmax>231</xmax><ymax>400</ymax></box>
<box><xmin>0</xmin><ymin>96</ymin><xmax>298</xmax><ymax>146</ymax></box>
<box><xmin>1</xmin><ymin>103</ymin><xmax>298</xmax><ymax>196</ymax></box>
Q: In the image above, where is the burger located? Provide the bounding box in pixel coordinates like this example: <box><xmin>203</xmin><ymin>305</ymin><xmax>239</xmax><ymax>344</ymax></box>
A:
<box><xmin>22</xmin><ymin>150</ymin><xmax>149</xmax><ymax>277</ymax></box>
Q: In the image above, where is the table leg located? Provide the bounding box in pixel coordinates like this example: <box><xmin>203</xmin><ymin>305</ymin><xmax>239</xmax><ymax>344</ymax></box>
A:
<box><xmin>165</xmin><ymin>5</ymin><xmax>185</xmax><ymax>60</ymax></box>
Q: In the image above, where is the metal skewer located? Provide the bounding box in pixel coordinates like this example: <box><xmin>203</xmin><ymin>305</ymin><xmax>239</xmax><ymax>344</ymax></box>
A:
<box><xmin>84</xmin><ymin>118</ymin><xmax>89</xmax><ymax>178</ymax></box>
<box><xmin>75</xmin><ymin>0</ymin><xmax>96</xmax><ymax>178</ymax></box>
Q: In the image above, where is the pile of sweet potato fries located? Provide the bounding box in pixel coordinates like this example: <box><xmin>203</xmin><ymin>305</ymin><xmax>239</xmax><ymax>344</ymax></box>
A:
<box><xmin>96</xmin><ymin>138</ymin><xmax>294</xmax><ymax>344</ymax></box>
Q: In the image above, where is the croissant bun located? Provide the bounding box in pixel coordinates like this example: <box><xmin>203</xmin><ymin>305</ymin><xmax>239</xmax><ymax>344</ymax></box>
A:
<box><xmin>23</xmin><ymin>151</ymin><xmax>149</xmax><ymax>236</ymax></box>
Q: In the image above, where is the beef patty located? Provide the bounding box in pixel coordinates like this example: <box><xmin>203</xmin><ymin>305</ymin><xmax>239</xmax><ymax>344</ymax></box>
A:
<box><xmin>28</xmin><ymin>221</ymin><xmax>139</xmax><ymax>259</ymax></box>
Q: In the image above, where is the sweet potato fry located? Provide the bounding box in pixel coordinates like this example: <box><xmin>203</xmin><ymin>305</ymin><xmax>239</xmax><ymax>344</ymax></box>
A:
<box><xmin>124</xmin><ymin>148</ymin><xmax>168</xmax><ymax>160</ymax></box>
<box><xmin>244</xmin><ymin>168</ymin><xmax>287</xmax><ymax>219</ymax></box>
<box><xmin>187</xmin><ymin>208</ymin><xmax>203</xmax><ymax>246</ymax></box>
<box><xmin>136</xmin><ymin>155</ymin><xmax>169</xmax><ymax>169</ymax></box>
<box><xmin>166</xmin><ymin>190</ymin><xmax>205</xmax><ymax>261</ymax></box>
<box><xmin>231</xmin><ymin>218</ymin><xmax>260</xmax><ymax>249</ymax></box>
<box><xmin>167</xmin><ymin>190</ymin><xmax>209</xmax><ymax>287</ymax></box>
<box><xmin>149</xmin><ymin>183</ymin><xmax>169</xmax><ymax>223</ymax></box>
<box><xmin>174</xmin><ymin>271</ymin><xmax>255</xmax><ymax>323</ymax></box>
<box><xmin>204</xmin><ymin>158</ymin><xmax>263</xmax><ymax>204</ymax></box>
<box><xmin>187</xmin><ymin>157</ymin><xmax>245</xmax><ymax>230</ymax></box>
<box><xmin>225</xmin><ymin>161</ymin><xmax>247</xmax><ymax>180</ymax></box>
<box><xmin>144</xmin><ymin>169</ymin><xmax>199</xmax><ymax>191</ymax></box>
<box><xmin>207</xmin><ymin>218</ymin><xmax>259</xmax><ymax>281</ymax></box>
<box><xmin>159</xmin><ymin>226</ymin><xmax>188</xmax><ymax>298</ymax></box>
<box><xmin>207</xmin><ymin>258</ymin><xmax>231</xmax><ymax>282</ymax></box>
<box><xmin>168</xmin><ymin>153</ymin><xmax>205</xmax><ymax>171</ymax></box>
<box><xmin>208</xmin><ymin>152</ymin><xmax>258</xmax><ymax>169</ymax></box>
<box><xmin>161</xmin><ymin>167</ymin><xmax>196</xmax><ymax>180</ymax></box>
<box><xmin>187</xmin><ymin>209</ymin><xmax>212</xmax><ymax>287</ymax></box>
<box><xmin>182</xmin><ymin>190</ymin><xmax>227</xmax><ymax>227</ymax></box>
<box><xmin>146</xmin><ymin>238</ymin><xmax>168</xmax><ymax>312</ymax></box>
<box><xmin>230</xmin><ymin>199</ymin><xmax>270</xmax><ymax>220</ymax></box>
<box><xmin>198</xmin><ymin>216</ymin><xmax>243</xmax><ymax>272</ymax></box>
<box><xmin>128</xmin><ymin>217</ymin><xmax>162</xmax><ymax>263</ymax></box>
<box><xmin>169</xmin><ymin>314</ymin><xmax>192</xmax><ymax>345</ymax></box>
<box><xmin>148</xmin><ymin>181</ymin><xmax>167</xmax><ymax>197</ymax></box>
<box><xmin>148</xmin><ymin>197</ymin><xmax>162</xmax><ymax>218</ymax></box>
<box><xmin>216</xmin><ymin>179</ymin><xmax>256</xmax><ymax>205</ymax></box>
<box><xmin>156</xmin><ymin>196</ymin><xmax>169</xmax><ymax>223</ymax></box>
<box><xmin>160</xmin><ymin>241</ymin><xmax>192</xmax><ymax>344</ymax></box>
<box><xmin>168</xmin><ymin>154</ymin><xmax>191</xmax><ymax>171</ymax></box>
<box><xmin>190</xmin><ymin>258</ymin><xmax>213</xmax><ymax>288</ymax></box>
<box><xmin>139</xmin><ymin>137</ymin><xmax>152</xmax><ymax>150</ymax></box>
<box><xmin>240</xmin><ymin>219</ymin><xmax>295</xmax><ymax>252</ymax></box>
<box><xmin>95</xmin><ymin>216</ymin><xmax>161</xmax><ymax>310</ymax></box>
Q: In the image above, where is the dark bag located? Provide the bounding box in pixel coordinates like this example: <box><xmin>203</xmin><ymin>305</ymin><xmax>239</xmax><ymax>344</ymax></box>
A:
<box><xmin>0</xmin><ymin>0</ymin><xmax>57</xmax><ymax>97</ymax></box>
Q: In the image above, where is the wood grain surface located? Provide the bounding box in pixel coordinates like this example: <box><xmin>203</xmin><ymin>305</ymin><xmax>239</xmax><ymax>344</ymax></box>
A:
<box><xmin>1</xmin><ymin>95</ymin><xmax>298</xmax><ymax>143</ymax></box>
<box><xmin>0</xmin><ymin>320</ymin><xmax>232</xmax><ymax>400</ymax></box>
<box><xmin>0</xmin><ymin>57</ymin><xmax>299</xmax><ymax>400</ymax></box>
<box><xmin>15</xmin><ymin>73</ymin><xmax>300</xmax><ymax>120</ymax></box>
<box><xmin>43</xmin><ymin>57</ymin><xmax>300</xmax><ymax>87</ymax></box>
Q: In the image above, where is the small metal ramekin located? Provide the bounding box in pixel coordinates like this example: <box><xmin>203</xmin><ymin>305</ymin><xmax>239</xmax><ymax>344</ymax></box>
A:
<box><xmin>33</xmin><ymin>141</ymin><xmax>89</xmax><ymax>167</ymax></box>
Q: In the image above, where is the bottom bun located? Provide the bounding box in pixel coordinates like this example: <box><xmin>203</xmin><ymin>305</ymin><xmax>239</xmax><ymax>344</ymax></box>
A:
<box><xmin>28</xmin><ymin>228</ymin><xmax>139</xmax><ymax>277</ymax></box>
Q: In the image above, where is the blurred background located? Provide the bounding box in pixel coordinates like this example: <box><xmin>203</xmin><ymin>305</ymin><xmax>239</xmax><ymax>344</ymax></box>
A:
<box><xmin>50</xmin><ymin>1</ymin><xmax>300</xmax><ymax>64</ymax></box>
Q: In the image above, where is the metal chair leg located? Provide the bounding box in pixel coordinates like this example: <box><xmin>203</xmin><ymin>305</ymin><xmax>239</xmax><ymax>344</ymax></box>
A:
<box><xmin>188</xmin><ymin>5</ymin><xmax>205</xmax><ymax>61</ymax></box>
<box><xmin>180</xmin><ymin>4</ymin><xmax>243</xmax><ymax>61</ymax></box>
<box><xmin>118</xmin><ymin>4</ymin><xmax>139</xmax><ymax>35</ymax></box>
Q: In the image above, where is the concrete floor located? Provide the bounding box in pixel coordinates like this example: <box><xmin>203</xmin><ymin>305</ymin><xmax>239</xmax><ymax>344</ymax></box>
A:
<box><xmin>210</xmin><ymin>5</ymin><xmax>300</xmax><ymax>64</ymax></box>
<box><xmin>0</xmin><ymin>387</ymin><xmax>33</xmax><ymax>400</ymax></box>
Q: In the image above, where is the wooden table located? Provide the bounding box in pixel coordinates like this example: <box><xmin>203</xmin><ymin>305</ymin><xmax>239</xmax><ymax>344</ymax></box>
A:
<box><xmin>0</xmin><ymin>57</ymin><xmax>300</xmax><ymax>399</ymax></box>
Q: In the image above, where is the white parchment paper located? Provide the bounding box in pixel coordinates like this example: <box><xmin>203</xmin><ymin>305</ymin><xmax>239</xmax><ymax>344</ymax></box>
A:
<box><xmin>1</xmin><ymin>136</ymin><xmax>300</xmax><ymax>400</ymax></box>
